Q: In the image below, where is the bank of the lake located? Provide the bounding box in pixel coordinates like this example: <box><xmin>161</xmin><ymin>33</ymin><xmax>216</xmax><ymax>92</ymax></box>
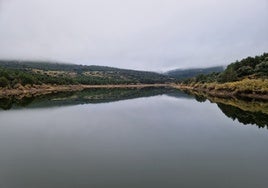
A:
<box><xmin>180</xmin><ymin>89</ymin><xmax>268</xmax><ymax>114</ymax></box>
<box><xmin>0</xmin><ymin>84</ymin><xmax>170</xmax><ymax>98</ymax></box>
<box><xmin>1</xmin><ymin>79</ymin><xmax>268</xmax><ymax>100</ymax></box>
<box><xmin>173</xmin><ymin>78</ymin><xmax>268</xmax><ymax>100</ymax></box>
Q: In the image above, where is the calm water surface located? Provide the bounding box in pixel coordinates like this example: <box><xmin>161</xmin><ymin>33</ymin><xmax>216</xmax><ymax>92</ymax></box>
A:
<box><xmin>0</xmin><ymin>90</ymin><xmax>267</xmax><ymax>188</ymax></box>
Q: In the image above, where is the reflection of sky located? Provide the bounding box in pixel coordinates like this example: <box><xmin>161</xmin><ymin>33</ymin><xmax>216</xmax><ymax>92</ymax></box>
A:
<box><xmin>0</xmin><ymin>88</ymin><xmax>194</xmax><ymax>110</ymax></box>
<box><xmin>0</xmin><ymin>0</ymin><xmax>267</xmax><ymax>71</ymax></box>
<box><xmin>0</xmin><ymin>96</ymin><xmax>267</xmax><ymax>187</ymax></box>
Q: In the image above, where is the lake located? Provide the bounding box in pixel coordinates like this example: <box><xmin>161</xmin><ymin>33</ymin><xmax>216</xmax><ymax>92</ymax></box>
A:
<box><xmin>0</xmin><ymin>88</ymin><xmax>267</xmax><ymax>188</ymax></box>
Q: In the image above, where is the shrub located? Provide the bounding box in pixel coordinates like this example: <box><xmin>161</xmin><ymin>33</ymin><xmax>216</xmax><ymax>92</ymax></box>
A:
<box><xmin>0</xmin><ymin>77</ymin><xmax>9</xmax><ymax>88</ymax></box>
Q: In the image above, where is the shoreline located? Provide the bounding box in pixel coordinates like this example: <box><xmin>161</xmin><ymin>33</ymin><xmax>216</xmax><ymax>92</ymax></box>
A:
<box><xmin>1</xmin><ymin>81</ymin><xmax>267</xmax><ymax>101</ymax></box>
<box><xmin>172</xmin><ymin>84</ymin><xmax>268</xmax><ymax>101</ymax></box>
<box><xmin>0</xmin><ymin>84</ymin><xmax>170</xmax><ymax>98</ymax></box>
<box><xmin>176</xmin><ymin>87</ymin><xmax>268</xmax><ymax>114</ymax></box>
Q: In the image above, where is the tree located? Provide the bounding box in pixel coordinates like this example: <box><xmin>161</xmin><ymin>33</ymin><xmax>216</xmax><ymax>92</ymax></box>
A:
<box><xmin>18</xmin><ymin>73</ymin><xmax>36</xmax><ymax>85</ymax></box>
<box><xmin>217</xmin><ymin>67</ymin><xmax>238</xmax><ymax>83</ymax></box>
<box><xmin>255</xmin><ymin>61</ymin><xmax>268</xmax><ymax>76</ymax></box>
<box><xmin>0</xmin><ymin>77</ymin><xmax>9</xmax><ymax>88</ymax></box>
<box><xmin>237</xmin><ymin>66</ymin><xmax>253</xmax><ymax>77</ymax></box>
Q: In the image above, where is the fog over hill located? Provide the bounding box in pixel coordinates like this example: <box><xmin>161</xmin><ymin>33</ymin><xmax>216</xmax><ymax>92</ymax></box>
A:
<box><xmin>165</xmin><ymin>66</ymin><xmax>225</xmax><ymax>79</ymax></box>
<box><xmin>0</xmin><ymin>0</ymin><xmax>267</xmax><ymax>71</ymax></box>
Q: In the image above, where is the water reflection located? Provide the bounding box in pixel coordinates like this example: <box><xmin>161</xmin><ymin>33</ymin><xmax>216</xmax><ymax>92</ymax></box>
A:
<box><xmin>187</xmin><ymin>91</ymin><xmax>268</xmax><ymax>128</ymax></box>
<box><xmin>0</xmin><ymin>87</ymin><xmax>191</xmax><ymax>110</ymax></box>
<box><xmin>217</xmin><ymin>103</ymin><xmax>268</xmax><ymax>128</ymax></box>
<box><xmin>0</xmin><ymin>87</ymin><xmax>267</xmax><ymax>128</ymax></box>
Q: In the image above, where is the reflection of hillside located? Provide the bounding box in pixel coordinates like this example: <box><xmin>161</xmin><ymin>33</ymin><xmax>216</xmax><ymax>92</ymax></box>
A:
<box><xmin>217</xmin><ymin>103</ymin><xmax>268</xmax><ymax>128</ymax></box>
<box><xmin>186</xmin><ymin>90</ymin><xmax>268</xmax><ymax>128</ymax></box>
<box><xmin>0</xmin><ymin>87</ymin><xmax>186</xmax><ymax>110</ymax></box>
<box><xmin>206</xmin><ymin>97</ymin><xmax>268</xmax><ymax>115</ymax></box>
<box><xmin>165</xmin><ymin>91</ymin><xmax>194</xmax><ymax>100</ymax></box>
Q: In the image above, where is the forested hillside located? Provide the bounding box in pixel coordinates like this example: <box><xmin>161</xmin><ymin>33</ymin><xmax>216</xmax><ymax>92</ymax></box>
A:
<box><xmin>166</xmin><ymin>66</ymin><xmax>224</xmax><ymax>80</ymax></box>
<box><xmin>176</xmin><ymin>53</ymin><xmax>268</xmax><ymax>100</ymax></box>
<box><xmin>0</xmin><ymin>61</ymin><xmax>173</xmax><ymax>88</ymax></box>
<box><xmin>182</xmin><ymin>53</ymin><xmax>268</xmax><ymax>84</ymax></box>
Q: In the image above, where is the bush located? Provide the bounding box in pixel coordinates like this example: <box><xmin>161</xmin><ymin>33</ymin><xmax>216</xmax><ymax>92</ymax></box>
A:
<box><xmin>255</xmin><ymin>61</ymin><xmax>268</xmax><ymax>76</ymax></box>
<box><xmin>237</xmin><ymin>66</ymin><xmax>254</xmax><ymax>77</ymax></box>
<box><xmin>0</xmin><ymin>77</ymin><xmax>9</xmax><ymax>88</ymax></box>
<box><xmin>217</xmin><ymin>67</ymin><xmax>238</xmax><ymax>83</ymax></box>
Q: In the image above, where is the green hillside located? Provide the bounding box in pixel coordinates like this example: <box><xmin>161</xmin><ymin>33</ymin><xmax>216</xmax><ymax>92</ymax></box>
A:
<box><xmin>182</xmin><ymin>53</ymin><xmax>268</xmax><ymax>84</ymax></box>
<box><xmin>0</xmin><ymin>60</ymin><xmax>173</xmax><ymax>88</ymax></box>
<box><xmin>166</xmin><ymin>66</ymin><xmax>224</xmax><ymax>80</ymax></box>
<box><xmin>176</xmin><ymin>53</ymin><xmax>268</xmax><ymax>100</ymax></box>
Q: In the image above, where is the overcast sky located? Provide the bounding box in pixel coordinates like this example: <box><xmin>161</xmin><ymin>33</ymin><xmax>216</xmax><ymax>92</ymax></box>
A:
<box><xmin>0</xmin><ymin>0</ymin><xmax>267</xmax><ymax>71</ymax></box>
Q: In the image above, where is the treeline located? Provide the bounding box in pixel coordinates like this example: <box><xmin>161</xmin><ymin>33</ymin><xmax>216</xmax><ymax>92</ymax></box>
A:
<box><xmin>166</xmin><ymin>66</ymin><xmax>224</xmax><ymax>79</ymax></box>
<box><xmin>0</xmin><ymin>61</ymin><xmax>173</xmax><ymax>88</ymax></box>
<box><xmin>0</xmin><ymin>60</ymin><xmax>120</xmax><ymax>72</ymax></box>
<box><xmin>182</xmin><ymin>53</ymin><xmax>268</xmax><ymax>84</ymax></box>
<box><xmin>0</xmin><ymin>68</ymin><xmax>76</xmax><ymax>87</ymax></box>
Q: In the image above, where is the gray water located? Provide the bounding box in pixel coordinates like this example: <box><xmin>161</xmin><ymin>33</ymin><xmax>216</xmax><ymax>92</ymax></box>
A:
<box><xmin>0</xmin><ymin>91</ymin><xmax>268</xmax><ymax>188</ymax></box>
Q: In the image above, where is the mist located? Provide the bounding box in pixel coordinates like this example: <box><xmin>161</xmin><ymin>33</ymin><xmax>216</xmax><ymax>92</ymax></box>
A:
<box><xmin>0</xmin><ymin>0</ymin><xmax>267</xmax><ymax>71</ymax></box>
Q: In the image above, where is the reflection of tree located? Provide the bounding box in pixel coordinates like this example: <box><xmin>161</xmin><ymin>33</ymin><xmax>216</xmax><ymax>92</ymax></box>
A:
<box><xmin>0</xmin><ymin>87</ymin><xmax>182</xmax><ymax>110</ymax></box>
<box><xmin>217</xmin><ymin>103</ymin><xmax>268</xmax><ymax>128</ymax></box>
<box><xmin>187</xmin><ymin>90</ymin><xmax>268</xmax><ymax>129</ymax></box>
<box><xmin>15</xmin><ymin>97</ymin><xmax>35</xmax><ymax>107</ymax></box>
<box><xmin>0</xmin><ymin>98</ymin><xmax>13</xmax><ymax>110</ymax></box>
<box><xmin>194</xmin><ymin>95</ymin><xmax>207</xmax><ymax>103</ymax></box>
<box><xmin>178</xmin><ymin>90</ymin><xmax>207</xmax><ymax>103</ymax></box>
<box><xmin>0</xmin><ymin>96</ymin><xmax>36</xmax><ymax>110</ymax></box>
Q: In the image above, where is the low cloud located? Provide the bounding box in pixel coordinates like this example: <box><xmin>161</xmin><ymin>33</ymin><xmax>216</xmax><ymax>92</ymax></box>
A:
<box><xmin>0</xmin><ymin>0</ymin><xmax>267</xmax><ymax>71</ymax></box>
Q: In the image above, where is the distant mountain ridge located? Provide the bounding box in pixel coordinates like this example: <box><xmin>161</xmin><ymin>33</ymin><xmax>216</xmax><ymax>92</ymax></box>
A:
<box><xmin>0</xmin><ymin>60</ymin><xmax>173</xmax><ymax>87</ymax></box>
<box><xmin>165</xmin><ymin>66</ymin><xmax>225</xmax><ymax>80</ymax></box>
<box><xmin>0</xmin><ymin>60</ymin><xmax>153</xmax><ymax>72</ymax></box>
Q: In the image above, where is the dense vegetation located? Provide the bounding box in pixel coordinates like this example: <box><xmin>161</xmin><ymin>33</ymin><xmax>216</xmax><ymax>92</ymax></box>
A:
<box><xmin>0</xmin><ymin>61</ymin><xmax>173</xmax><ymax>88</ymax></box>
<box><xmin>166</xmin><ymin>66</ymin><xmax>224</xmax><ymax>80</ymax></box>
<box><xmin>182</xmin><ymin>53</ymin><xmax>268</xmax><ymax>84</ymax></box>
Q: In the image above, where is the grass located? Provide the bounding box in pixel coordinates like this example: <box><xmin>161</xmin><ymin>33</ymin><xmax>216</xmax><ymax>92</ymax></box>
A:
<box><xmin>195</xmin><ymin>78</ymin><xmax>268</xmax><ymax>94</ymax></box>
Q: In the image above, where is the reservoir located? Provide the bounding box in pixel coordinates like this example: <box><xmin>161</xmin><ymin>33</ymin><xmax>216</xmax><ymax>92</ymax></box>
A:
<box><xmin>0</xmin><ymin>88</ymin><xmax>267</xmax><ymax>188</ymax></box>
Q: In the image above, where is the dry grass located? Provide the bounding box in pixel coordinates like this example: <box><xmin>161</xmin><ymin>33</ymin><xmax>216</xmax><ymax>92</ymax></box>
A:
<box><xmin>196</xmin><ymin>78</ymin><xmax>268</xmax><ymax>94</ymax></box>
